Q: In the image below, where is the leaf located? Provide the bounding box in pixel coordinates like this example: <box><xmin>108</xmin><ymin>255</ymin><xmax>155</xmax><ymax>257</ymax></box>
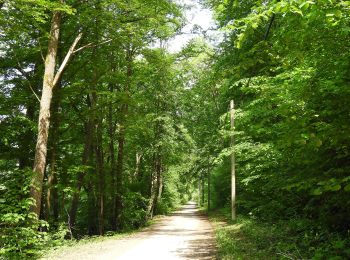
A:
<box><xmin>311</xmin><ymin>188</ymin><xmax>322</xmax><ymax>195</ymax></box>
<box><xmin>344</xmin><ymin>184</ymin><xmax>350</xmax><ymax>192</ymax></box>
<box><xmin>326</xmin><ymin>184</ymin><xmax>341</xmax><ymax>191</ymax></box>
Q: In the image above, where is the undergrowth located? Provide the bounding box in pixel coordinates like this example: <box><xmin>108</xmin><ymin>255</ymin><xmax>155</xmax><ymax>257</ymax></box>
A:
<box><xmin>209</xmin><ymin>207</ymin><xmax>350</xmax><ymax>260</ymax></box>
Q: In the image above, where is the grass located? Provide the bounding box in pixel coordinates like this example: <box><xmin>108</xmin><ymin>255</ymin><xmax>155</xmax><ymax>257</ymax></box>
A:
<box><xmin>208</xmin><ymin>207</ymin><xmax>350</xmax><ymax>260</ymax></box>
<box><xmin>208</xmin><ymin>208</ymin><xmax>303</xmax><ymax>260</ymax></box>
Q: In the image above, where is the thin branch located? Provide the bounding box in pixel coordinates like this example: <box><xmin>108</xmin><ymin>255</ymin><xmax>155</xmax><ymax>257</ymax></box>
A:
<box><xmin>73</xmin><ymin>43</ymin><xmax>93</xmax><ymax>53</ymax></box>
<box><xmin>264</xmin><ymin>13</ymin><xmax>276</xmax><ymax>40</ymax></box>
<box><xmin>52</xmin><ymin>33</ymin><xmax>83</xmax><ymax>88</ymax></box>
<box><xmin>15</xmin><ymin>66</ymin><xmax>40</xmax><ymax>102</ymax></box>
<box><xmin>73</xmin><ymin>39</ymin><xmax>113</xmax><ymax>54</ymax></box>
<box><xmin>38</xmin><ymin>40</ymin><xmax>46</xmax><ymax>63</ymax></box>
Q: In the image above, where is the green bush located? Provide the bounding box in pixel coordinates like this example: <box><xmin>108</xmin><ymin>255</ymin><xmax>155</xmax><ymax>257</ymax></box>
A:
<box><xmin>120</xmin><ymin>192</ymin><xmax>148</xmax><ymax>230</ymax></box>
<box><xmin>0</xmin><ymin>167</ymin><xmax>49</xmax><ymax>258</ymax></box>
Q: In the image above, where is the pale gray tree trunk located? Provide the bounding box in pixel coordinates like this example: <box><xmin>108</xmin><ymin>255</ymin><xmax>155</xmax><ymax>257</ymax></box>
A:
<box><xmin>30</xmin><ymin>11</ymin><xmax>61</xmax><ymax>217</ymax></box>
<box><xmin>30</xmin><ymin>8</ymin><xmax>83</xmax><ymax>218</ymax></box>
<box><xmin>230</xmin><ymin>100</ymin><xmax>236</xmax><ymax>220</ymax></box>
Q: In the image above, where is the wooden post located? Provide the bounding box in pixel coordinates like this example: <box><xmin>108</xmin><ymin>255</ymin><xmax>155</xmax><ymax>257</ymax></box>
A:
<box><xmin>201</xmin><ymin>172</ymin><xmax>205</xmax><ymax>206</ymax></box>
<box><xmin>207</xmin><ymin>168</ymin><xmax>211</xmax><ymax>212</ymax></box>
<box><xmin>198</xmin><ymin>175</ymin><xmax>201</xmax><ymax>206</ymax></box>
<box><xmin>230</xmin><ymin>100</ymin><xmax>236</xmax><ymax>221</ymax></box>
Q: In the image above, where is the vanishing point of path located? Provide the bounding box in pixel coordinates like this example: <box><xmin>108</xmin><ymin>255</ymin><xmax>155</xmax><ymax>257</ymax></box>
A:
<box><xmin>43</xmin><ymin>202</ymin><xmax>217</xmax><ymax>260</ymax></box>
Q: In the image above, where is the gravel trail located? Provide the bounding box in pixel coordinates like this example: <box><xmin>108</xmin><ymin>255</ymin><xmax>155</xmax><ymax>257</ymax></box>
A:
<box><xmin>43</xmin><ymin>202</ymin><xmax>216</xmax><ymax>260</ymax></box>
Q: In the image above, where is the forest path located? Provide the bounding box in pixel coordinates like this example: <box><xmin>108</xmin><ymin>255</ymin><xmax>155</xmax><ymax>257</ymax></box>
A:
<box><xmin>43</xmin><ymin>202</ymin><xmax>216</xmax><ymax>260</ymax></box>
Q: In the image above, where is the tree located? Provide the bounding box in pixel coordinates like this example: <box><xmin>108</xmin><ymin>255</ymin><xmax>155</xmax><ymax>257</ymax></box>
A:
<box><xmin>30</xmin><ymin>5</ymin><xmax>82</xmax><ymax>218</ymax></box>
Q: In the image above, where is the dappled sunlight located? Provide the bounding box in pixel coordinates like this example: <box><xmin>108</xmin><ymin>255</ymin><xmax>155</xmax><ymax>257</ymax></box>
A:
<box><xmin>42</xmin><ymin>203</ymin><xmax>216</xmax><ymax>260</ymax></box>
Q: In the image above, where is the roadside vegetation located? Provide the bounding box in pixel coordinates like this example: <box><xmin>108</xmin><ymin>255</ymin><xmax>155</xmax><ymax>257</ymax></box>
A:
<box><xmin>210</xmin><ymin>208</ymin><xmax>349</xmax><ymax>260</ymax></box>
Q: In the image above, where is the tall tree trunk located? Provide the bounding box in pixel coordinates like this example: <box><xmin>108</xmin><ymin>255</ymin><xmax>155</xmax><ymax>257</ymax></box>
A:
<box><xmin>115</xmin><ymin>123</ymin><xmax>125</xmax><ymax>230</ymax></box>
<box><xmin>69</xmin><ymin>112</ymin><xmax>94</xmax><ymax>229</ymax></box>
<box><xmin>147</xmin><ymin>144</ymin><xmax>163</xmax><ymax>218</ymax></box>
<box><xmin>46</xmin><ymin>84</ymin><xmax>61</xmax><ymax>222</ymax></box>
<box><xmin>68</xmin><ymin>95</ymin><xmax>94</xmax><ymax>232</ymax></box>
<box><xmin>95</xmin><ymin>110</ymin><xmax>105</xmax><ymax>236</ymax></box>
<box><xmin>146</xmin><ymin>154</ymin><xmax>158</xmax><ymax>219</ymax></box>
<box><xmin>207</xmin><ymin>167</ymin><xmax>211</xmax><ymax>211</ymax></box>
<box><xmin>201</xmin><ymin>174</ymin><xmax>205</xmax><ymax>206</ymax></box>
<box><xmin>87</xmin><ymin>180</ymin><xmax>98</xmax><ymax>235</ymax></box>
<box><xmin>114</xmin><ymin>48</ymin><xmax>133</xmax><ymax>230</ymax></box>
<box><xmin>30</xmin><ymin>11</ymin><xmax>61</xmax><ymax>217</ymax></box>
<box><xmin>230</xmin><ymin>100</ymin><xmax>236</xmax><ymax>221</ymax></box>
<box><xmin>108</xmin><ymin>92</ymin><xmax>117</xmax><ymax>230</ymax></box>
<box><xmin>154</xmin><ymin>156</ymin><xmax>163</xmax><ymax>214</ymax></box>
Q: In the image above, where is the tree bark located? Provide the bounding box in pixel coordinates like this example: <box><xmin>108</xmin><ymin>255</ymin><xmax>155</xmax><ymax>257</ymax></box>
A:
<box><xmin>114</xmin><ymin>48</ymin><xmax>133</xmax><ymax>230</ymax></box>
<box><xmin>146</xmin><ymin>154</ymin><xmax>158</xmax><ymax>219</ymax></box>
<box><xmin>94</xmin><ymin>98</ymin><xmax>105</xmax><ymax>235</ymax></box>
<box><xmin>230</xmin><ymin>100</ymin><xmax>236</xmax><ymax>221</ymax></box>
<box><xmin>87</xmin><ymin>180</ymin><xmax>98</xmax><ymax>235</ymax></box>
<box><xmin>46</xmin><ymin>83</ymin><xmax>61</xmax><ymax>222</ymax></box>
<box><xmin>154</xmin><ymin>156</ymin><xmax>163</xmax><ymax>214</ymax></box>
<box><xmin>30</xmin><ymin>11</ymin><xmax>61</xmax><ymax>217</ymax></box>
<box><xmin>114</xmin><ymin>122</ymin><xmax>125</xmax><ymax>230</ymax></box>
<box><xmin>30</xmin><ymin>6</ymin><xmax>83</xmax><ymax>218</ymax></box>
<box><xmin>108</xmin><ymin>90</ymin><xmax>118</xmax><ymax>230</ymax></box>
<box><xmin>207</xmin><ymin>167</ymin><xmax>211</xmax><ymax>211</ymax></box>
<box><xmin>68</xmin><ymin>103</ymin><xmax>94</xmax><ymax>229</ymax></box>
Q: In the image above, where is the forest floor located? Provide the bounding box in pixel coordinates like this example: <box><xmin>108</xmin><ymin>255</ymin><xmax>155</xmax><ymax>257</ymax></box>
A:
<box><xmin>41</xmin><ymin>202</ymin><xmax>217</xmax><ymax>260</ymax></box>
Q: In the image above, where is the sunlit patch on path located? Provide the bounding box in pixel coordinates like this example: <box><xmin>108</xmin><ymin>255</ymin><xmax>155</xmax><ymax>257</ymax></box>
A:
<box><xmin>43</xmin><ymin>202</ymin><xmax>216</xmax><ymax>260</ymax></box>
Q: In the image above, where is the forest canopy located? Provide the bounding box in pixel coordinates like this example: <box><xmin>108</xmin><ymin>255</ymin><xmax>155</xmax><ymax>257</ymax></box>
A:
<box><xmin>1</xmin><ymin>0</ymin><xmax>349</xmax><ymax>259</ymax></box>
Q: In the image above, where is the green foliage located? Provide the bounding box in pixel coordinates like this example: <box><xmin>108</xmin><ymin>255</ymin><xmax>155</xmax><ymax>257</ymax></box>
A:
<box><xmin>210</xmin><ymin>209</ymin><xmax>350</xmax><ymax>260</ymax></box>
<box><xmin>119</xmin><ymin>192</ymin><xmax>148</xmax><ymax>230</ymax></box>
<box><xmin>193</xmin><ymin>0</ymin><xmax>350</xmax><ymax>258</ymax></box>
<box><xmin>0</xmin><ymin>167</ymin><xmax>49</xmax><ymax>258</ymax></box>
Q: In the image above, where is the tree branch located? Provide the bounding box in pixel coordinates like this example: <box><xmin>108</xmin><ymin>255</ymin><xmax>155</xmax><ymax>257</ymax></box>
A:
<box><xmin>73</xmin><ymin>39</ymin><xmax>113</xmax><ymax>54</ymax></box>
<box><xmin>15</xmin><ymin>66</ymin><xmax>40</xmax><ymax>102</ymax></box>
<box><xmin>53</xmin><ymin>33</ymin><xmax>83</xmax><ymax>88</ymax></box>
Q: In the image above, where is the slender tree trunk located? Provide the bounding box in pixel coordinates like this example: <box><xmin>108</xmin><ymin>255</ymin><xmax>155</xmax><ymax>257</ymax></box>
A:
<box><xmin>154</xmin><ymin>156</ymin><xmax>163</xmax><ymax>214</ymax></box>
<box><xmin>87</xmin><ymin>180</ymin><xmax>97</xmax><ymax>235</ymax></box>
<box><xmin>198</xmin><ymin>175</ymin><xmax>201</xmax><ymax>206</ymax></box>
<box><xmin>108</xmin><ymin>93</ymin><xmax>118</xmax><ymax>230</ymax></box>
<box><xmin>207</xmin><ymin>167</ymin><xmax>211</xmax><ymax>211</ymax></box>
<box><xmin>114</xmin><ymin>48</ymin><xmax>133</xmax><ymax>230</ymax></box>
<box><xmin>69</xmin><ymin>96</ymin><xmax>94</xmax><ymax>229</ymax></box>
<box><xmin>147</xmin><ymin>154</ymin><xmax>158</xmax><ymax>219</ymax></box>
<box><xmin>30</xmin><ymin>11</ymin><xmax>61</xmax><ymax>217</ymax></box>
<box><xmin>95</xmin><ymin>110</ymin><xmax>105</xmax><ymax>236</ymax></box>
<box><xmin>201</xmin><ymin>173</ymin><xmax>205</xmax><ymax>206</ymax></box>
<box><xmin>230</xmin><ymin>100</ymin><xmax>236</xmax><ymax>221</ymax></box>
<box><xmin>115</xmin><ymin>124</ymin><xmax>125</xmax><ymax>230</ymax></box>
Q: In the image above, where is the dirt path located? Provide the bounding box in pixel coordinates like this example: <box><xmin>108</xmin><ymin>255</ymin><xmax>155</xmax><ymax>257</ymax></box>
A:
<box><xmin>43</xmin><ymin>202</ymin><xmax>216</xmax><ymax>260</ymax></box>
